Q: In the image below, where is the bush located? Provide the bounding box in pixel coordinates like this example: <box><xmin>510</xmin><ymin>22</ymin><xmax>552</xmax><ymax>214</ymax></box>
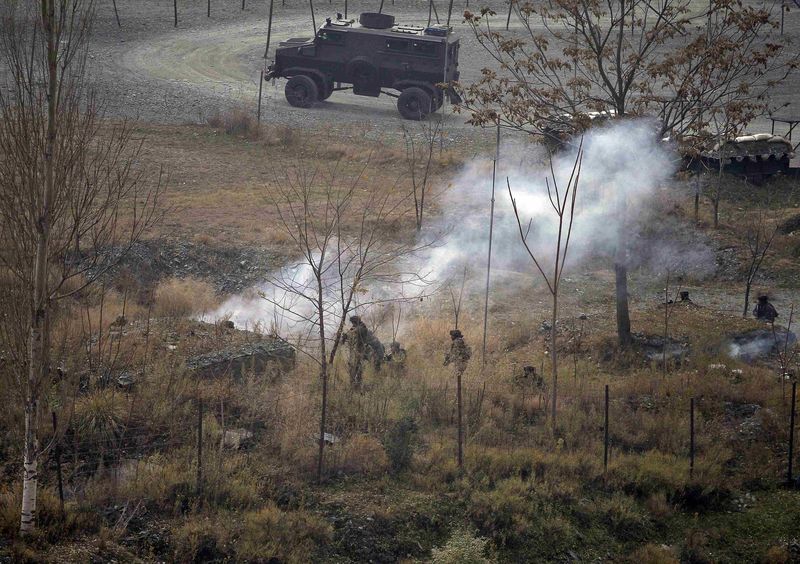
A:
<box><xmin>236</xmin><ymin>504</ymin><xmax>332</xmax><ymax>563</ymax></box>
<box><xmin>207</xmin><ymin>107</ymin><xmax>260</xmax><ymax>138</ymax></box>
<box><xmin>626</xmin><ymin>543</ymin><xmax>679</xmax><ymax>564</ymax></box>
<box><xmin>154</xmin><ymin>277</ymin><xmax>216</xmax><ymax>319</ymax></box>
<box><xmin>172</xmin><ymin>516</ymin><xmax>233</xmax><ymax>563</ymax></box>
<box><xmin>336</xmin><ymin>434</ymin><xmax>389</xmax><ymax>476</ymax></box>
<box><xmin>594</xmin><ymin>494</ymin><xmax>651</xmax><ymax>542</ymax></box>
<box><xmin>384</xmin><ymin>417</ymin><xmax>418</xmax><ymax>475</ymax></box>
<box><xmin>430</xmin><ymin>529</ymin><xmax>490</xmax><ymax>564</ymax></box>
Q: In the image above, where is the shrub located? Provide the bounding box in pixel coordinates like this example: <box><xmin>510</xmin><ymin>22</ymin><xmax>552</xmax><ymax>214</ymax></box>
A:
<box><xmin>236</xmin><ymin>504</ymin><xmax>332</xmax><ymax>563</ymax></box>
<box><xmin>595</xmin><ymin>494</ymin><xmax>651</xmax><ymax>542</ymax></box>
<box><xmin>430</xmin><ymin>529</ymin><xmax>490</xmax><ymax>564</ymax></box>
<box><xmin>172</xmin><ymin>516</ymin><xmax>233</xmax><ymax>563</ymax></box>
<box><xmin>384</xmin><ymin>417</ymin><xmax>418</xmax><ymax>475</ymax></box>
<box><xmin>337</xmin><ymin>434</ymin><xmax>389</xmax><ymax>476</ymax></box>
<box><xmin>207</xmin><ymin>107</ymin><xmax>260</xmax><ymax>138</ymax></box>
<box><xmin>626</xmin><ymin>543</ymin><xmax>679</xmax><ymax>564</ymax></box>
<box><xmin>154</xmin><ymin>277</ymin><xmax>216</xmax><ymax>319</ymax></box>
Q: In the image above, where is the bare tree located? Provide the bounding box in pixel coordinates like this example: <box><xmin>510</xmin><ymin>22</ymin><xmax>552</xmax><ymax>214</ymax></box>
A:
<box><xmin>403</xmin><ymin>118</ymin><xmax>444</xmax><ymax>232</ymax></box>
<box><xmin>0</xmin><ymin>1</ymin><xmax>164</xmax><ymax>534</ymax></box>
<box><xmin>507</xmin><ymin>144</ymin><xmax>583</xmax><ymax>426</ymax></box>
<box><xmin>741</xmin><ymin>208</ymin><xmax>779</xmax><ymax>318</ymax></box>
<box><xmin>262</xmin><ymin>162</ymin><xmax>432</xmax><ymax>482</ymax></box>
<box><xmin>460</xmin><ymin>0</ymin><xmax>794</xmax><ymax>347</ymax></box>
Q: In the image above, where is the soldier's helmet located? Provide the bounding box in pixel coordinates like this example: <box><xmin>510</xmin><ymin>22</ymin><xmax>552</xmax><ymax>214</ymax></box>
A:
<box><xmin>350</xmin><ymin>315</ymin><xmax>362</xmax><ymax>324</ymax></box>
<box><xmin>390</xmin><ymin>341</ymin><xmax>401</xmax><ymax>352</ymax></box>
<box><xmin>758</xmin><ymin>295</ymin><xmax>769</xmax><ymax>302</ymax></box>
<box><xmin>449</xmin><ymin>329</ymin><xmax>462</xmax><ymax>339</ymax></box>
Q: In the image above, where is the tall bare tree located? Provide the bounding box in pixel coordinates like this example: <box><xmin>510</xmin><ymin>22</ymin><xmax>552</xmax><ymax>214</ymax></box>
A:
<box><xmin>507</xmin><ymin>144</ymin><xmax>583</xmax><ymax>426</ymax></box>
<box><xmin>0</xmin><ymin>1</ymin><xmax>164</xmax><ymax>534</ymax></box>
<box><xmin>741</xmin><ymin>208</ymin><xmax>779</xmax><ymax>318</ymax></box>
<box><xmin>459</xmin><ymin>0</ymin><xmax>794</xmax><ymax>347</ymax></box>
<box><xmin>262</xmin><ymin>162</ymin><xmax>432</xmax><ymax>482</ymax></box>
<box><xmin>403</xmin><ymin>118</ymin><xmax>444</xmax><ymax>232</ymax></box>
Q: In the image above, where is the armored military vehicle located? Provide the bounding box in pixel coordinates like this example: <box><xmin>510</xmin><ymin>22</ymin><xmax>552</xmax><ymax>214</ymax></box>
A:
<box><xmin>265</xmin><ymin>12</ymin><xmax>461</xmax><ymax>120</ymax></box>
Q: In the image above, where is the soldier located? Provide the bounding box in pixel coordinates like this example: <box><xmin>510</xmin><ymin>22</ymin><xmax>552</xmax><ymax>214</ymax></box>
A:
<box><xmin>385</xmin><ymin>341</ymin><xmax>407</xmax><ymax>378</ymax></box>
<box><xmin>753</xmin><ymin>295</ymin><xmax>779</xmax><ymax>323</ymax></box>
<box><xmin>365</xmin><ymin>330</ymin><xmax>385</xmax><ymax>372</ymax></box>
<box><xmin>444</xmin><ymin>329</ymin><xmax>471</xmax><ymax>375</ymax></box>
<box><xmin>342</xmin><ymin>315</ymin><xmax>369</xmax><ymax>387</ymax></box>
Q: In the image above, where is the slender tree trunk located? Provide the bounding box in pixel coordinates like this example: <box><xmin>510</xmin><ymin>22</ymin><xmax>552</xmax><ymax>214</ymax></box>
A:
<box><xmin>22</xmin><ymin>0</ymin><xmax>57</xmax><ymax>536</ymax></box>
<box><xmin>550</xmin><ymin>293</ymin><xmax>558</xmax><ymax>424</ymax></box>
<box><xmin>316</xmin><ymin>275</ymin><xmax>328</xmax><ymax>483</ymax></box>
<box><xmin>614</xmin><ymin>262</ymin><xmax>631</xmax><ymax>347</ymax></box>
<box><xmin>615</xmin><ymin>193</ymin><xmax>631</xmax><ymax>347</ymax></box>
<box><xmin>456</xmin><ymin>369</ymin><xmax>463</xmax><ymax>469</ymax></box>
<box><xmin>743</xmin><ymin>279</ymin><xmax>753</xmax><ymax>317</ymax></box>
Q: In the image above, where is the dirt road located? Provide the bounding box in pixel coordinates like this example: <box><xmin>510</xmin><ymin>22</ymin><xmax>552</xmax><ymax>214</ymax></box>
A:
<box><xmin>87</xmin><ymin>0</ymin><xmax>799</xmax><ymax>137</ymax></box>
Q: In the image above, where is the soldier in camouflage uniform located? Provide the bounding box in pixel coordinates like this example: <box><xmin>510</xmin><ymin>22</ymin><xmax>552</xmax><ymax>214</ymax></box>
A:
<box><xmin>342</xmin><ymin>315</ymin><xmax>386</xmax><ymax>387</ymax></box>
<box><xmin>444</xmin><ymin>329</ymin><xmax>471</xmax><ymax>375</ymax></box>
<box><xmin>753</xmin><ymin>295</ymin><xmax>779</xmax><ymax>323</ymax></box>
<box><xmin>366</xmin><ymin>331</ymin><xmax>385</xmax><ymax>372</ymax></box>
<box><xmin>342</xmin><ymin>315</ymin><xmax>369</xmax><ymax>387</ymax></box>
<box><xmin>385</xmin><ymin>341</ymin><xmax>407</xmax><ymax>378</ymax></box>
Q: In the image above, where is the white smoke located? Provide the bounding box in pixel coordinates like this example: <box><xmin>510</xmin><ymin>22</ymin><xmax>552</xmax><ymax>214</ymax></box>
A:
<box><xmin>415</xmin><ymin>119</ymin><xmax>681</xmax><ymax>283</ymax></box>
<box><xmin>209</xmin><ymin>119</ymin><xmax>714</xmax><ymax>335</ymax></box>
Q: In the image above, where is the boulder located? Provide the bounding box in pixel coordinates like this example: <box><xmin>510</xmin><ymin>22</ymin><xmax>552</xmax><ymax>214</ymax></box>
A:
<box><xmin>186</xmin><ymin>340</ymin><xmax>295</xmax><ymax>379</ymax></box>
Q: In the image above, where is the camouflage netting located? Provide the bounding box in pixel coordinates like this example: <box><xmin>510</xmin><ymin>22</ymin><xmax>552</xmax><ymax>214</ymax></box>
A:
<box><xmin>186</xmin><ymin>340</ymin><xmax>296</xmax><ymax>379</ymax></box>
<box><xmin>703</xmin><ymin>134</ymin><xmax>794</xmax><ymax>162</ymax></box>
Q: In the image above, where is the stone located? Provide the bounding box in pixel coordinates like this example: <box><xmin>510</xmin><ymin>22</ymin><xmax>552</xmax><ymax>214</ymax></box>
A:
<box><xmin>186</xmin><ymin>340</ymin><xmax>295</xmax><ymax>379</ymax></box>
<box><xmin>222</xmin><ymin>428</ymin><xmax>254</xmax><ymax>449</ymax></box>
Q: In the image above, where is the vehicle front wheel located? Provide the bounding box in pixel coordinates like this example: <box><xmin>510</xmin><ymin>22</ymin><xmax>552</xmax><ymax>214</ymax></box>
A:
<box><xmin>397</xmin><ymin>87</ymin><xmax>432</xmax><ymax>120</ymax></box>
<box><xmin>319</xmin><ymin>78</ymin><xmax>335</xmax><ymax>101</ymax></box>
<box><xmin>285</xmin><ymin>75</ymin><xmax>319</xmax><ymax>108</ymax></box>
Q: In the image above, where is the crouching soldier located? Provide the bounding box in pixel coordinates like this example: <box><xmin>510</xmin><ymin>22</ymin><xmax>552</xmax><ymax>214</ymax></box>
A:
<box><xmin>385</xmin><ymin>341</ymin><xmax>407</xmax><ymax>378</ymax></box>
<box><xmin>753</xmin><ymin>295</ymin><xmax>779</xmax><ymax>323</ymax></box>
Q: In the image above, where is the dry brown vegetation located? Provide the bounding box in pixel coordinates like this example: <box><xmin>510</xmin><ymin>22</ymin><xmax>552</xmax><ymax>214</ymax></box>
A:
<box><xmin>0</xmin><ymin>122</ymin><xmax>799</xmax><ymax>561</ymax></box>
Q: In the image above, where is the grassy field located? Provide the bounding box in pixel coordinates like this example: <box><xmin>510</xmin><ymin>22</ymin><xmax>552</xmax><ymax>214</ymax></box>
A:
<box><xmin>1</xmin><ymin>116</ymin><xmax>799</xmax><ymax>563</ymax></box>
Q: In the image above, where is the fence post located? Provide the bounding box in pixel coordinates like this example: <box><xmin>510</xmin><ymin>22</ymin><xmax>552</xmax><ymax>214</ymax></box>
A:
<box><xmin>603</xmin><ymin>384</ymin><xmax>609</xmax><ymax>475</ymax></box>
<box><xmin>788</xmin><ymin>381</ymin><xmax>796</xmax><ymax>486</ymax></box>
<box><xmin>51</xmin><ymin>412</ymin><xmax>65</xmax><ymax>520</ymax></box>
<box><xmin>690</xmin><ymin>397</ymin><xmax>695</xmax><ymax>479</ymax></box>
<box><xmin>197</xmin><ymin>399</ymin><xmax>204</xmax><ymax>499</ymax></box>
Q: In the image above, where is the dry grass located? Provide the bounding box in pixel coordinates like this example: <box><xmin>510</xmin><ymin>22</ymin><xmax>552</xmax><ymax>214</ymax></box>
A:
<box><xmin>154</xmin><ymin>277</ymin><xmax>217</xmax><ymax>318</ymax></box>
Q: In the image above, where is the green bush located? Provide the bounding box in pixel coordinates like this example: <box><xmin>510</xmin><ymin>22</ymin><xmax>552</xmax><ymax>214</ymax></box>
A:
<box><xmin>384</xmin><ymin>417</ymin><xmax>418</xmax><ymax>475</ymax></box>
<box><xmin>172</xmin><ymin>516</ymin><xmax>233</xmax><ymax>563</ymax></box>
<box><xmin>236</xmin><ymin>503</ymin><xmax>332</xmax><ymax>563</ymax></box>
<box><xmin>430</xmin><ymin>529</ymin><xmax>491</xmax><ymax>564</ymax></box>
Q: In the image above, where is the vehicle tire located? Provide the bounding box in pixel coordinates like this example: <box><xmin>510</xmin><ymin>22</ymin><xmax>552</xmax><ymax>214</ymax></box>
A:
<box><xmin>359</xmin><ymin>12</ymin><xmax>395</xmax><ymax>29</ymax></box>
<box><xmin>397</xmin><ymin>87</ymin><xmax>432</xmax><ymax>120</ymax></box>
<box><xmin>431</xmin><ymin>89</ymin><xmax>444</xmax><ymax>111</ymax></box>
<box><xmin>285</xmin><ymin>75</ymin><xmax>318</xmax><ymax>108</ymax></box>
<box><xmin>319</xmin><ymin>78</ymin><xmax>335</xmax><ymax>101</ymax></box>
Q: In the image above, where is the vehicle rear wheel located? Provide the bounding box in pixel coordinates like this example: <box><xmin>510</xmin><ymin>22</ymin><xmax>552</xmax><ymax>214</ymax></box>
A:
<box><xmin>432</xmin><ymin>89</ymin><xmax>444</xmax><ymax>112</ymax></box>
<box><xmin>397</xmin><ymin>87</ymin><xmax>432</xmax><ymax>120</ymax></box>
<box><xmin>285</xmin><ymin>75</ymin><xmax>318</xmax><ymax>108</ymax></box>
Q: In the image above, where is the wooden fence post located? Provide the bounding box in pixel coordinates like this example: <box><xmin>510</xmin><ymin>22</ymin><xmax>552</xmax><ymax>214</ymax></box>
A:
<box><xmin>690</xmin><ymin>397</ymin><xmax>695</xmax><ymax>479</ymax></box>
<box><xmin>197</xmin><ymin>399</ymin><xmax>204</xmax><ymax>499</ymax></box>
<box><xmin>51</xmin><ymin>412</ymin><xmax>64</xmax><ymax>520</ymax></box>
<box><xmin>788</xmin><ymin>381</ymin><xmax>796</xmax><ymax>486</ymax></box>
<box><xmin>603</xmin><ymin>384</ymin><xmax>609</xmax><ymax>475</ymax></box>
